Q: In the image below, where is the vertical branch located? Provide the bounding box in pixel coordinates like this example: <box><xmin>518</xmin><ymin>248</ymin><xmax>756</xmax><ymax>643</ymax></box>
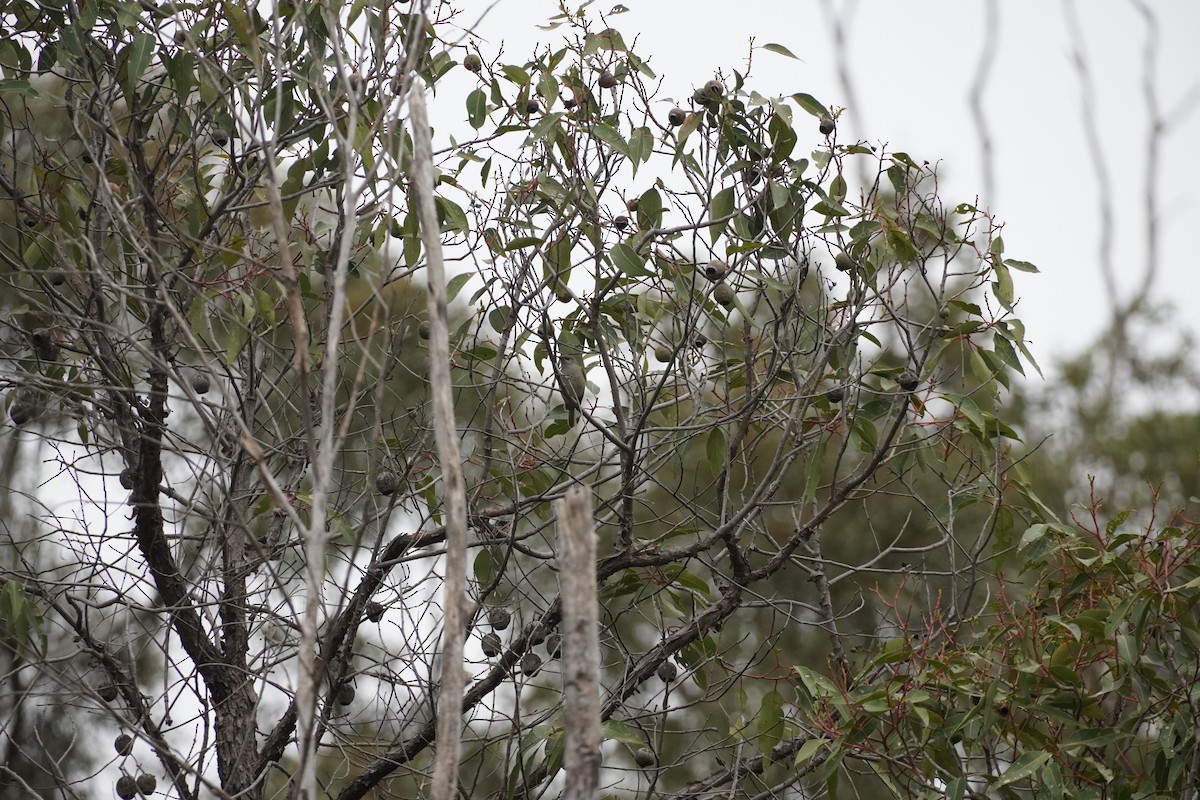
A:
<box><xmin>1061</xmin><ymin>0</ymin><xmax>1119</xmax><ymax>335</ymax></box>
<box><xmin>1127</xmin><ymin>0</ymin><xmax>1162</xmax><ymax>316</ymax></box>
<box><xmin>557</xmin><ymin>485</ymin><xmax>601</xmax><ymax>800</ymax></box>
<box><xmin>968</xmin><ymin>0</ymin><xmax>999</xmax><ymax>204</ymax></box>
<box><xmin>409</xmin><ymin>85</ymin><xmax>470</xmax><ymax>800</ymax></box>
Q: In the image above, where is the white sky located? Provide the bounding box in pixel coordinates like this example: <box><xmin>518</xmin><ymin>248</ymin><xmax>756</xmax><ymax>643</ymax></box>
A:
<box><xmin>467</xmin><ymin>0</ymin><xmax>1200</xmax><ymax>375</ymax></box>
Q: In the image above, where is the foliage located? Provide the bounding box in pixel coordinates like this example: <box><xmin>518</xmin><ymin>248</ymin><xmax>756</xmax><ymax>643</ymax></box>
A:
<box><xmin>806</xmin><ymin>486</ymin><xmax>1200</xmax><ymax>800</ymax></box>
<box><xmin>1</xmin><ymin>2</ymin><xmax>1189</xmax><ymax>800</ymax></box>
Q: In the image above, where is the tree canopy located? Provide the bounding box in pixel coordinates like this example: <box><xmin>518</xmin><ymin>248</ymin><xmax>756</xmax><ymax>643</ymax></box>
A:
<box><xmin>0</xmin><ymin>3</ymin><xmax>1196</xmax><ymax>800</ymax></box>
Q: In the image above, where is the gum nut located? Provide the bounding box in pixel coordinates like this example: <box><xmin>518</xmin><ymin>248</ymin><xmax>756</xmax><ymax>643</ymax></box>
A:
<box><xmin>634</xmin><ymin>747</ymin><xmax>656</xmax><ymax>767</ymax></box>
<box><xmin>99</xmin><ymin>683</ymin><xmax>119</xmax><ymax>702</ymax></box>
<box><xmin>520</xmin><ymin>652</ymin><xmax>542</xmax><ymax>676</ymax></box>
<box><xmin>337</xmin><ymin>684</ymin><xmax>355</xmax><ymax>706</ymax></box>
<box><xmin>563</xmin><ymin>96</ymin><xmax>577</xmax><ymax>109</ymax></box>
<box><xmin>375</xmin><ymin>471</ymin><xmax>399</xmax><ymax>496</ymax></box>
<box><xmin>819</xmin><ymin>117</ymin><xmax>835</xmax><ymax>135</ymax></box>
<box><xmin>544</xmin><ymin>632</ymin><xmax>561</xmax><ymax>657</ymax></box>
<box><xmin>834</xmin><ymin>252</ymin><xmax>854</xmax><ymax>272</ymax></box>
<box><xmin>116</xmin><ymin>776</ymin><xmax>138</xmax><ymax>800</ymax></box>
<box><xmin>418</xmin><ymin>320</ymin><xmax>431</xmax><ymax>340</ymax></box>
<box><xmin>47</xmin><ymin>268</ymin><xmax>66</xmax><ymax>285</ymax></box>
<box><xmin>365</xmin><ymin>601</ymin><xmax>385</xmax><ymax>622</ymax></box>
<box><xmin>654</xmin><ymin>345</ymin><xmax>672</xmax><ymax>363</ymax></box>
<box><xmin>692</xmin><ymin>333</ymin><xmax>707</xmax><ymax>348</ymax></box>
<box><xmin>713</xmin><ymin>282</ymin><xmax>735</xmax><ymax>308</ymax></box>
<box><xmin>898</xmin><ymin>371</ymin><xmax>919</xmax><ymax>391</ymax></box>
<box><xmin>703</xmin><ymin>79</ymin><xmax>723</xmax><ymax>99</ymax></box>
<box><xmin>704</xmin><ymin>259</ymin><xmax>727</xmax><ymax>281</ymax></box>
<box><xmin>9</xmin><ymin>401</ymin><xmax>33</xmax><ymax>426</ymax></box>
<box><xmin>488</xmin><ymin>607</ymin><xmax>511</xmax><ymax>630</ymax></box>
<box><xmin>136</xmin><ymin>774</ymin><xmax>156</xmax><ymax>795</ymax></box>
<box><xmin>525</xmin><ymin>98</ymin><xmax>540</xmax><ymax>114</ymax></box>
<box><xmin>598</xmin><ymin>70</ymin><xmax>617</xmax><ymax>89</ymax></box>
<box><xmin>656</xmin><ymin>661</ymin><xmax>677</xmax><ymax>682</ymax></box>
<box><xmin>463</xmin><ymin>53</ymin><xmax>482</xmax><ymax>73</ymax></box>
<box><xmin>114</xmin><ymin>734</ymin><xmax>134</xmax><ymax>756</ymax></box>
<box><xmin>667</xmin><ymin>107</ymin><xmax>686</xmax><ymax>127</ymax></box>
<box><xmin>613</xmin><ymin>215</ymin><xmax>629</xmax><ymax>230</ymax></box>
<box><xmin>481</xmin><ymin>632</ymin><xmax>502</xmax><ymax>657</ymax></box>
<box><xmin>191</xmin><ymin>374</ymin><xmax>210</xmax><ymax>394</ymax></box>
<box><xmin>826</xmin><ymin>387</ymin><xmax>845</xmax><ymax>403</ymax></box>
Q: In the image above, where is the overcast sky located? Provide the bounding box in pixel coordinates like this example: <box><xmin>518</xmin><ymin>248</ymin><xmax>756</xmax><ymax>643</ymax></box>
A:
<box><xmin>466</xmin><ymin>0</ymin><xmax>1200</xmax><ymax>373</ymax></box>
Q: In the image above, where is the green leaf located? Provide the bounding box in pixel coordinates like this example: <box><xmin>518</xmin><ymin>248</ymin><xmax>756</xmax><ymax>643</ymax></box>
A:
<box><xmin>829</xmin><ymin>174</ymin><xmax>847</xmax><ymax>203</ymax></box>
<box><xmin>530</xmin><ymin>111</ymin><xmax>562</xmax><ymax>142</ymax></box>
<box><xmin>628</xmin><ymin>126</ymin><xmax>654</xmax><ymax>172</ymax></box>
<box><xmin>473</xmin><ymin>550</ymin><xmax>493</xmax><ymax>585</ymax></box>
<box><xmin>992</xmin><ymin>260</ymin><xmax>1014</xmax><ymax>309</ymax></box>
<box><xmin>447</xmin><ymin>273</ymin><xmax>472</xmax><ymax>302</ymax></box>
<box><xmin>128</xmin><ymin>34</ymin><xmax>156</xmax><ymax>86</ymax></box>
<box><xmin>992</xmin><ymin>751</ymin><xmax>1050</xmax><ymax>789</ymax></box>
<box><xmin>500</xmin><ymin>64</ymin><xmax>530</xmax><ymax>86</ymax></box>
<box><xmin>600</xmin><ymin>720</ymin><xmax>643</xmax><ymax>746</ymax></box>
<box><xmin>754</xmin><ymin>690</ymin><xmax>785</xmax><ymax>759</ymax></box>
<box><xmin>794</xmin><ymin>737</ymin><xmax>829</xmax><ymax>766</ymax></box>
<box><xmin>592</xmin><ymin>122</ymin><xmax>629</xmax><ymax>158</ymax></box>
<box><xmin>1004</xmin><ymin>258</ymin><xmax>1040</xmax><ymax>273</ymax></box>
<box><xmin>506</xmin><ymin>236</ymin><xmax>543</xmax><ymax>251</ymax></box>
<box><xmin>635</xmin><ymin>188</ymin><xmax>663</xmax><ymax>230</ymax></box>
<box><xmin>706</xmin><ymin>427</ymin><xmax>726</xmax><ymax>474</ymax></box>
<box><xmin>791</xmin><ymin>93</ymin><xmax>828</xmax><ymax>119</ymax></box>
<box><xmin>536</xmin><ymin>72</ymin><xmax>559</xmax><ymax>109</ymax></box>
<box><xmin>611</xmin><ymin>242</ymin><xmax>651</xmax><ymax>277</ymax></box>
<box><xmin>761</xmin><ymin>42</ymin><xmax>800</xmax><ymax>60</ymax></box>
<box><xmin>709</xmin><ymin>186</ymin><xmax>736</xmax><ymax>243</ymax></box>
<box><xmin>467</xmin><ymin>88</ymin><xmax>488</xmax><ymax>129</ymax></box>
<box><xmin>887</xmin><ymin>228</ymin><xmax>918</xmax><ymax>263</ymax></box>
<box><xmin>675</xmin><ymin>111</ymin><xmax>702</xmax><ymax>149</ymax></box>
<box><xmin>813</xmin><ymin>198</ymin><xmax>850</xmax><ymax>217</ymax></box>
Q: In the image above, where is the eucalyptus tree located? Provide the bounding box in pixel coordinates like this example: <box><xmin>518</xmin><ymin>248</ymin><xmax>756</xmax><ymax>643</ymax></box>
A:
<box><xmin>4</xmin><ymin>4</ymin><xmax>1185</xmax><ymax>800</ymax></box>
